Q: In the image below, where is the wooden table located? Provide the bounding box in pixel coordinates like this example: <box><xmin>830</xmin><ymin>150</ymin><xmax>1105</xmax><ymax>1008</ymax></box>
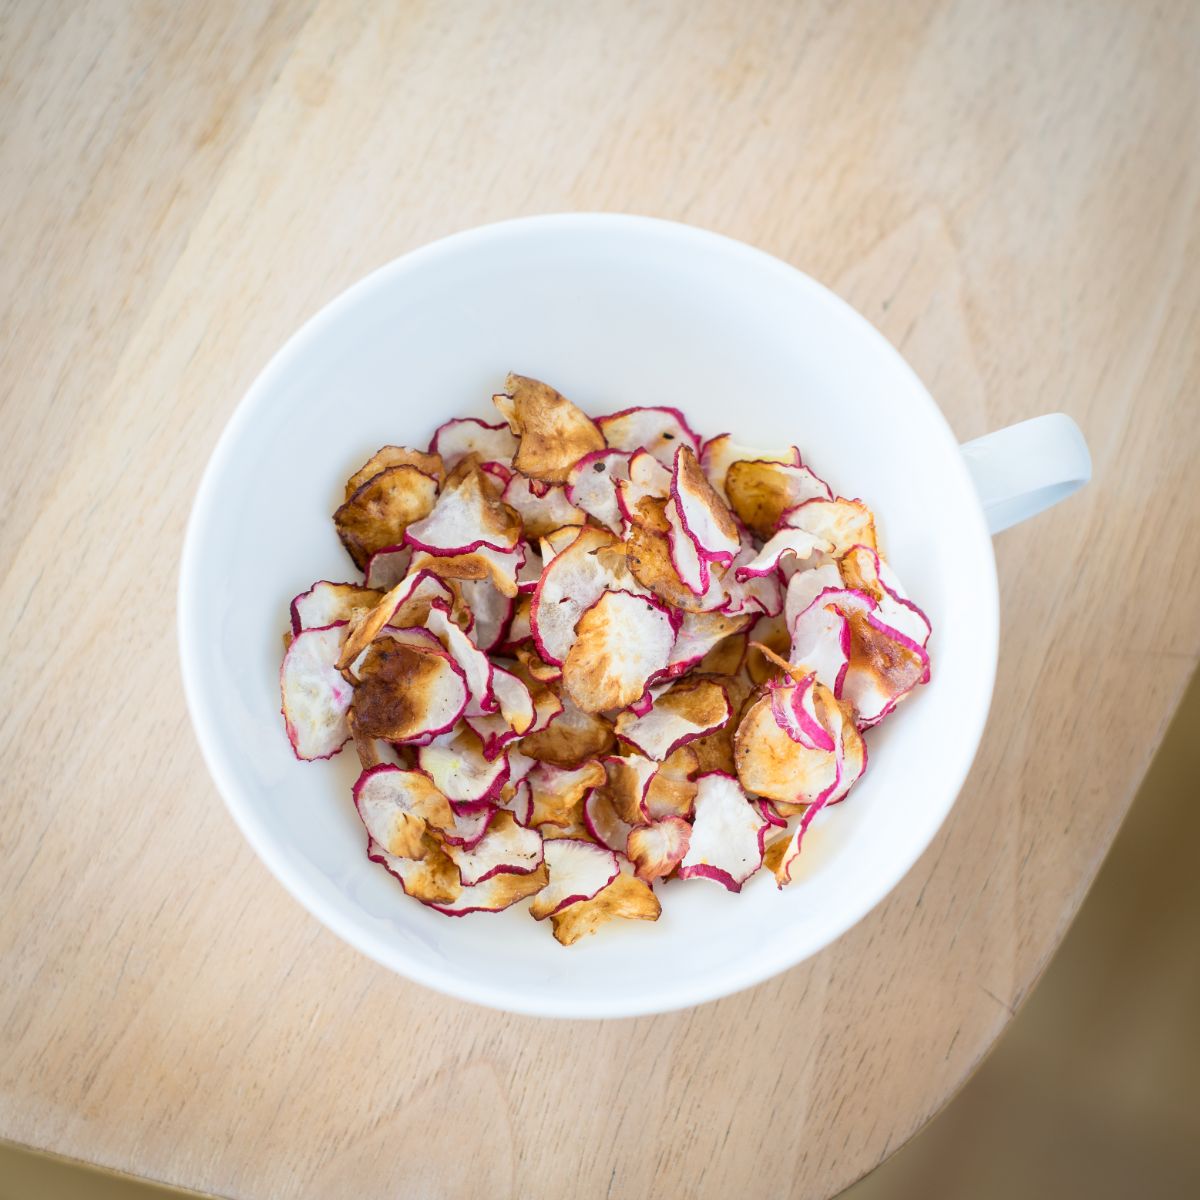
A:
<box><xmin>2</xmin><ymin>2</ymin><xmax>1197</xmax><ymax>1197</ymax></box>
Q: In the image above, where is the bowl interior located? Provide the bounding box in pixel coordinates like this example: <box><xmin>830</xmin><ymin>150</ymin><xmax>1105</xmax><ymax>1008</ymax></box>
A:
<box><xmin>179</xmin><ymin>215</ymin><xmax>997</xmax><ymax>1018</ymax></box>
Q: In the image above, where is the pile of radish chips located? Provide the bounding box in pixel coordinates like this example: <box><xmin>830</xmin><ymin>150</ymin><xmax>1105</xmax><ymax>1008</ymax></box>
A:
<box><xmin>280</xmin><ymin>374</ymin><xmax>931</xmax><ymax>944</ymax></box>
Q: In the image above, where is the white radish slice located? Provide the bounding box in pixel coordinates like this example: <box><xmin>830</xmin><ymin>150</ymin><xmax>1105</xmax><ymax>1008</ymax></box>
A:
<box><xmin>363</xmin><ymin>545</ymin><xmax>413</xmax><ymax>591</ymax></box>
<box><xmin>614</xmin><ymin>679</ymin><xmax>730</xmax><ymax>761</ymax></box>
<box><xmin>839</xmin><ymin>545</ymin><xmax>932</xmax><ymax>647</ymax></box>
<box><xmin>767</xmin><ymin>673</ymin><xmax>835</xmax><ymax>752</ymax></box>
<box><xmin>781</xmin><ymin>496</ymin><xmax>877</xmax><ymax>555</ymax></box>
<box><xmin>733</xmin><ymin>529</ymin><xmax>831</xmax><ymax>581</ymax></box>
<box><xmin>455</xmin><ymin>576</ymin><xmax>513</xmax><ymax>653</ymax></box>
<box><xmin>670</xmin><ymin>444</ymin><xmax>741</xmax><ymax>565</ymax></box>
<box><xmin>425</xmin><ymin>602</ymin><xmax>496</xmax><ymax>715</ymax></box>
<box><xmin>501</xmin><ymin>473</ymin><xmax>586</xmax><ymax>539</ymax></box>
<box><xmin>840</xmin><ymin>611</ymin><xmax>931</xmax><ymax>728</ymax></box>
<box><xmin>437</xmin><ymin>804</ymin><xmax>497</xmax><ymax>850</ymax></box>
<box><xmin>678</xmin><ymin>772</ymin><xmax>768</xmax><ymax>892</ymax></box>
<box><xmin>566</xmin><ymin>450</ymin><xmax>630</xmax><ymax>533</ymax></box>
<box><xmin>417</xmin><ymin>728</ymin><xmax>510</xmax><ymax>803</ymax></box>
<box><xmin>529</xmin><ymin>838</ymin><xmax>620</xmax><ymax>919</ymax></box>
<box><xmin>664</xmin><ymin>493</ymin><xmax>710</xmax><ymax>594</ymax></box>
<box><xmin>441</xmin><ymin>810</ymin><xmax>543</xmax><ymax>885</ymax></box>
<box><xmin>527</xmin><ymin>760</ymin><xmax>607</xmax><ymax>828</ymax></box>
<box><xmin>429</xmin><ymin>416</ymin><xmax>517</xmax><ymax>468</ymax></box>
<box><xmin>281</xmin><ymin>623</ymin><xmax>354</xmax><ymax>760</ymax></box>
<box><xmin>405</xmin><ymin>469</ymin><xmax>520</xmax><ymax>555</ymax></box>
<box><xmin>561</xmin><ymin>590</ymin><xmax>678</xmax><ymax>713</ymax></box>
<box><xmin>784</xmin><ymin>563</ymin><xmax>844</xmax><ymax>633</ymax></box>
<box><xmin>582</xmin><ymin>788</ymin><xmax>636</xmax><ymax>854</ymax></box>
<box><xmin>353</xmin><ymin>764</ymin><xmax>454</xmax><ymax>857</ymax></box>
<box><xmin>699</xmin><ymin>434</ymin><xmax>799</xmax><ymax>497</ymax></box>
<box><xmin>597</xmin><ymin>406</ymin><xmax>700</xmax><ymax>467</ymax></box>
<box><xmin>290</xmin><ymin>581</ymin><xmax>382</xmax><ymax>634</ymax></box>
<box><xmin>790</xmin><ymin>587</ymin><xmax>875</xmax><ymax>697</ymax></box>
<box><xmin>615</xmin><ymin>449</ymin><xmax>672</xmax><ymax>524</ymax></box>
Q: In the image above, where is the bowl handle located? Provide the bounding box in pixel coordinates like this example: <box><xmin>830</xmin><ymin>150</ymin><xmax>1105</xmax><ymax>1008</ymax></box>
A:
<box><xmin>960</xmin><ymin>413</ymin><xmax>1092</xmax><ymax>535</ymax></box>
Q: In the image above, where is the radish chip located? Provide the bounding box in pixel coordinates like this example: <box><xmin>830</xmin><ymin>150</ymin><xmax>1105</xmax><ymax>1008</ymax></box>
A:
<box><xmin>281</xmin><ymin>374</ymin><xmax>930</xmax><ymax>940</ymax></box>
<box><xmin>679</xmin><ymin>772</ymin><xmax>768</xmax><ymax>891</ymax></box>
<box><xmin>281</xmin><ymin>623</ymin><xmax>354</xmax><ymax>760</ymax></box>
<box><xmin>493</xmin><ymin>373</ymin><xmax>606</xmax><ymax>485</ymax></box>
<box><xmin>529</xmin><ymin>838</ymin><xmax>620</xmax><ymax>919</ymax></box>
<box><xmin>562</xmin><ymin>590</ymin><xmax>678</xmax><ymax>713</ymax></box>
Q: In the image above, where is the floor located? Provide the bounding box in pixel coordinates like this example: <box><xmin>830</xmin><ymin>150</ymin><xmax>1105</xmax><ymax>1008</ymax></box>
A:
<box><xmin>3</xmin><ymin>672</ymin><xmax>1197</xmax><ymax>1200</ymax></box>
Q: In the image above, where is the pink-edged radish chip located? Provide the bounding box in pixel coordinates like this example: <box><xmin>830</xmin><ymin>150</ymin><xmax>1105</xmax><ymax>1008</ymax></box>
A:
<box><xmin>368</xmin><ymin>835</ymin><xmax>463</xmax><ymax>905</ymax></box>
<box><xmin>664</xmin><ymin>493</ymin><xmax>711</xmax><ymax>594</ymax></box>
<box><xmin>529</xmin><ymin>838</ymin><xmax>620</xmax><ymax>919</ymax></box>
<box><xmin>429</xmin><ymin>417</ymin><xmax>517</xmax><ymax>469</ymax></box>
<box><xmin>725</xmin><ymin>459</ymin><xmax>832</xmax><ymax>538</ymax></box>
<box><xmin>566</xmin><ymin>450</ymin><xmax>630</xmax><ymax>533</ymax></box>
<box><xmin>281</xmin><ymin>623</ymin><xmax>354</xmax><ymax>760</ymax></box>
<box><xmin>515</xmin><ymin>545</ymin><xmax>543</xmax><ymax>595</ymax></box>
<box><xmin>671</xmin><ymin>444</ymin><xmax>741</xmax><ymax>565</ymax></box>
<box><xmin>598</xmin><ymin>754</ymin><xmax>658</xmax><ymax>825</ymax></box>
<box><xmin>290</xmin><ymin>581</ymin><xmax>382</xmax><ymax>634</ymax></box>
<box><xmin>785</xmin><ymin>563</ymin><xmax>843</xmax><ymax>632</ymax></box>
<box><xmin>582</xmin><ymin>787</ymin><xmax>636</xmax><ymax>854</ymax></box>
<box><xmin>530</xmin><ymin>525</ymin><xmax>632</xmax><ymax>664</ymax></box>
<box><xmin>678</xmin><ymin>772</ymin><xmax>768</xmax><ymax>891</ymax></box>
<box><xmin>454</xmin><ymin>576</ymin><xmax>512</xmax><ymax>652</ymax></box>
<box><xmin>597</xmin><ymin>405</ymin><xmax>700</xmax><ymax>466</ymax></box>
<box><xmin>562</xmin><ymin>589</ymin><xmax>678</xmax><ymax>713</ymax></box>
<box><xmin>548</xmin><ymin>871</ymin><xmax>661</xmax><ymax>945</ymax></box>
<box><xmin>423</xmin><ymin>863</ymin><xmax>550</xmax><ymax>915</ymax></box>
<box><xmin>734</xmin><ymin>684</ymin><xmax>841</xmax><ymax>805</ymax></box>
<box><xmin>490</xmin><ymin>665</ymin><xmax>535</xmax><ymax>735</ymax></box>
<box><xmin>405</xmin><ymin>467</ymin><xmax>521</xmax><ymax>555</ymax></box>
<box><xmin>353</xmin><ymin>764</ymin><xmax>454</xmax><ymax>858</ymax></box>
<box><xmin>497</xmin><ymin>777</ymin><xmax>534</xmax><ymax>826</ymax></box>
<box><xmin>841</xmin><ymin>610</ymin><xmax>930</xmax><ymax>727</ymax></box>
<box><xmin>781</xmin><ymin>496</ymin><xmax>877</xmax><ymax>555</ymax></box>
<box><xmin>627</xmin><ymin>816</ymin><xmax>691</xmax><ymax>883</ymax></box>
<box><xmin>733</xmin><ymin>529</ymin><xmax>830</xmax><ymax>581</ymax></box>
<box><xmin>441</xmin><ymin>809</ymin><xmax>543</xmax><ymax>885</ymax></box>
<box><xmin>501</xmin><ymin>472</ymin><xmax>586</xmax><ymax>539</ymax></box>
<box><xmin>700</xmin><ymin>435</ymin><xmax>799</xmax><ymax>498</ymax></box>
<box><xmin>527</xmin><ymin>760</ymin><xmax>607</xmax><ymax>827</ymax></box>
<box><xmin>345</xmin><ymin>445</ymin><xmax>445</xmax><ymax>497</ymax></box>
<box><xmin>790</xmin><ymin>587</ymin><xmax>875</xmax><ymax>696</ymax></box>
<box><xmin>665</xmin><ymin>610</ymin><xmax>753</xmax><ymax>676</ymax></box>
<box><xmin>615</xmin><ymin>449</ymin><xmax>672</xmax><ymax>525</ymax></box>
<box><xmin>417</xmin><ymin>727</ymin><xmax>509</xmax><ymax>803</ymax></box>
<box><xmin>334</xmin><ymin>464</ymin><xmax>440</xmax><ymax>570</ymax></box>
<box><xmin>643</xmin><ymin>744</ymin><xmax>699</xmax><ymax>819</ymax></box>
<box><xmin>350</xmin><ymin>636</ymin><xmax>469</xmax><ymax>743</ymax></box>
<box><xmin>615</xmin><ymin>678</ymin><xmax>730</xmax><ymax>761</ymax></box>
<box><xmin>437</xmin><ymin>803</ymin><xmax>497</xmax><ymax>850</ymax></box>
<box><xmin>425</xmin><ymin>601</ymin><xmax>496</xmax><ymax>714</ymax></box>
<box><xmin>411</xmin><ymin>542</ymin><xmax>524</xmax><ymax>598</ymax></box>
<box><xmin>839</xmin><ymin>545</ymin><xmax>932</xmax><ymax>647</ymax></box>
<box><xmin>463</xmin><ymin>713</ymin><xmax>519</xmax><ymax>760</ymax></box>
<box><xmin>364</xmin><ymin>545</ymin><xmax>413</xmax><ymax>590</ymax></box>
<box><xmin>767</xmin><ymin>673</ymin><xmax>835</xmax><ymax>752</ymax></box>
<box><xmin>493</xmin><ymin>373</ymin><xmax>606</xmax><ymax>485</ymax></box>
<box><xmin>625</xmin><ymin>499</ymin><xmax>726</xmax><ymax>613</ymax></box>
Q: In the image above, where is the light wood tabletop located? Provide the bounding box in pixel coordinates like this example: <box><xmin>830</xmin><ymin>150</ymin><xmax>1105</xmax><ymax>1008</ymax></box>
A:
<box><xmin>2</xmin><ymin>2</ymin><xmax>1198</xmax><ymax>1197</ymax></box>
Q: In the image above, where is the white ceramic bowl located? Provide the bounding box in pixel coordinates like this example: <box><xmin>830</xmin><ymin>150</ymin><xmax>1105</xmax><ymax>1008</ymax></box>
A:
<box><xmin>179</xmin><ymin>214</ymin><xmax>1089</xmax><ymax>1018</ymax></box>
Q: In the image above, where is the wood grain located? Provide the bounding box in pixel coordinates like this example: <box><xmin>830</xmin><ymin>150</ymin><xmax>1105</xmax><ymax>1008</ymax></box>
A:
<box><xmin>1</xmin><ymin>2</ymin><xmax>1198</xmax><ymax>1197</ymax></box>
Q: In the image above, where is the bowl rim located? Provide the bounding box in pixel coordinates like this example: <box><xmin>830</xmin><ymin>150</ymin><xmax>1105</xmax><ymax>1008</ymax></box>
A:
<box><xmin>178</xmin><ymin>212</ymin><xmax>999</xmax><ymax>1019</ymax></box>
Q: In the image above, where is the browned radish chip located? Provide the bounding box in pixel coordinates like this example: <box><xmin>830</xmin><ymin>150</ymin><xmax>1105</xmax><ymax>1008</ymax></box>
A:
<box><xmin>489</xmin><ymin>665</ymin><xmax>535</xmax><ymax>734</ymax></box>
<box><xmin>781</xmin><ymin>496</ymin><xmax>877</xmax><ymax>555</ymax></box>
<box><xmin>625</xmin><ymin>504</ymin><xmax>724</xmax><ymax>613</ymax></box>
<box><xmin>678</xmin><ymin>772</ymin><xmax>768</xmax><ymax>891</ymax></box>
<box><xmin>334</xmin><ymin>464</ymin><xmax>439</xmax><ymax>570</ymax></box>
<box><xmin>513</xmin><ymin>643</ymin><xmax>562</xmax><ymax>684</ymax></box>
<box><xmin>668</xmin><ymin>610</ymin><xmax>752</xmax><ymax>677</ymax></box>
<box><xmin>670</xmin><ymin>445</ymin><xmax>741</xmax><ymax>565</ymax></box>
<box><xmin>501</xmin><ymin>472</ymin><xmax>586</xmax><ymax>539</ymax></box>
<box><xmin>733</xmin><ymin>685</ymin><xmax>840</xmax><ymax>804</ymax></box>
<box><xmin>337</xmin><ymin>569</ymin><xmax>457</xmax><ymax>670</ymax></box>
<box><xmin>411</xmin><ymin>543</ymin><xmax>524</xmax><ymax>598</ymax></box>
<box><xmin>429</xmin><ymin>417</ymin><xmax>518</xmax><ymax>469</ymax></box>
<box><xmin>789</xmin><ymin>587</ymin><xmax>875</xmax><ymax>696</ymax></box>
<box><xmin>529</xmin><ymin>838</ymin><xmax>620</xmax><ymax>919</ymax></box>
<box><xmin>746</xmin><ymin>614</ymin><xmax>792</xmax><ymax>686</ymax></box>
<box><xmin>838</xmin><ymin>545</ymin><xmax>932</xmax><ymax>647</ymax></box>
<box><xmin>598</xmin><ymin>754</ymin><xmax>658</xmax><ymax>825</ymax></box>
<box><xmin>350</xmin><ymin>636</ymin><xmax>469</xmax><ymax>742</ymax></box>
<box><xmin>562</xmin><ymin>590</ymin><xmax>678</xmax><ymax>713</ymax></box>
<box><xmin>549</xmin><ymin>872</ymin><xmax>661</xmax><ymax>945</ymax></box>
<box><xmin>615</xmin><ymin>678</ymin><xmax>730</xmax><ymax>761</ymax></box>
<box><xmin>290</xmin><ymin>581</ymin><xmax>383</xmax><ymax>635</ymax></box>
<box><xmin>627</xmin><ymin>816</ymin><xmax>692</xmax><ymax>882</ymax></box>
<box><xmin>733</xmin><ymin>529</ymin><xmax>830</xmax><ymax>582</ymax></box>
<box><xmin>615</xmin><ymin>449</ymin><xmax>672</xmax><ymax>525</ymax></box>
<box><xmin>441</xmin><ymin>809</ymin><xmax>543</xmax><ymax>886</ymax></box>
<box><xmin>582</xmin><ymin>786</ymin><xmax>636</xmax><ymax>854</ymax></box>
<box><xmin>699</xmin><ymin>435</ymin><xmax>799</xmax><ymax>497</ymax></box>
<box><xmin>353</xmin><ymin>764</ymin><xmax>454</xmax><ymax>858</ymax></box>
<box><xmin>538</xmin><ymin>524</ymin><xmax>585</xmax><ymax>565</ymax></box>
<box><xmin>530</xmin><ymin>525</ymin><xmax>632</xmax><ymax>664</ymax></box>
<box><xmin>364</xmin><ymin>545</ymin><xmax>413</xmax><ymax>590</ymax></box>
<box><xmin>345</xmin><ymin>445</ymin><xmax>445</xmax><ymax>497</ymax></box>
<box><xmin>518</xmin><ymin>689</ymin><xmax>615</xmax><ymax>766</ymax></box>
<box><xmin>281</xmin><ymin>623</ymin><xmax>354</xmax><ymax>760</ymax></box>
<box><xmin>368</xmin><ymin>835</ymin><xmax>463</xmax><ymax>905</ymax></box>
<box><xmin>527</xmin><ymin>760</ymin><xmax>607</xmax><ymax>828</ymax></box>
<box><xmin>566</xmin><ymin>450</ymin><xmax>630</xmax><ymax>533</ymax></box>
<box><xmin>493</xmin><ymin>373</ymin><xmax>606</xmax><ymax>485</ymax></box>
<box><xmin>841</xmin><ymin>609</ymin><xmax>930</xmax><ymax>727</ymax></box>
<box><xmin>423</xmin><ymin>860</ymin><xmax>551</xmax><ymax>916</ymax></box>
<box><xmin>596</xmin><ymin>406</ymin><xmax>700</xmax><ymax>467</ymax></box>
<box><xmin>405</xmin><ymin>468</ymin><xmax>521</xmax><ymax>556</ymax></box>
<box><xmin>643</xmin><ymin>744</ymin><xmax>699</xmax><ymax>819</ymax></box>
<box><xmin>417</xmin><ymin>726</ymin><xmax>509</xmax><ymax>803</ymax></box>
<box><xmin>724</xmin><ymin>458</ymin><xmax>831</xmax><ymax>538</ymax></box>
